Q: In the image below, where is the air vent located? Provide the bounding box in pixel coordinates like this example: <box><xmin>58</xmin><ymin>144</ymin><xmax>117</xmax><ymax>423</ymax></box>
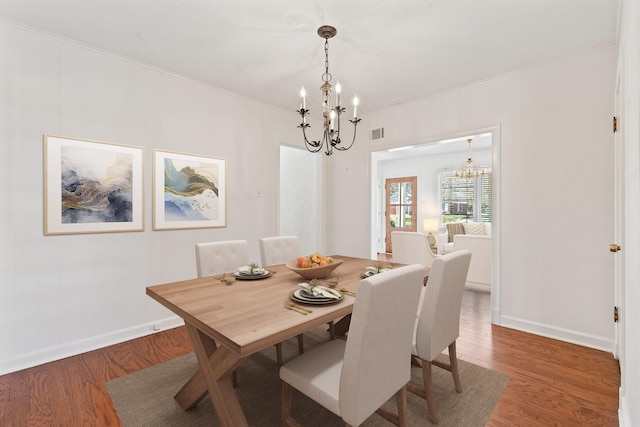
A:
<box><xmin>370</xmin><ymin>128</ymin><xmax>385</xmax><ymax>140</ymax></box>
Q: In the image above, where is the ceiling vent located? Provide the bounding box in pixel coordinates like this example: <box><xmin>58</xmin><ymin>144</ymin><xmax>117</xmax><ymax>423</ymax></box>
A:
<box><xmin>370</xmin><ymin>128</ymin><xmax>385</xmax><ymax>141</ymax></box>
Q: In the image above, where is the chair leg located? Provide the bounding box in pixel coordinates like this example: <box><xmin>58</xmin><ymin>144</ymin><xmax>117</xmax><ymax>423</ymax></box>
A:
<box><xmin>328</xmin><ymin>320</ymin><xmax>336</xmax><ymax>340</ymax></box>
<box><xmin>281</xmin><ymin>381</ymin><xmax>293</xmax><ymax>427</ymax></box>
<box><xmin>276</xmin><ymin>343</ymin><xmax>283</xmax><ymax>366</ymax></box>
<box><xmin>396</xmin><ymin>385</ymin><xmax>409</xmax><ymax>427</ymax></box>
<box><xmin>422</xmin><ymin>360</ymin><xmax>438</xmax><ymax>424</ymax></box>
<box><xmin>297</xmin><ymin>334</ymin><xmax>304</xmax><ymax>354</ymax></box>
<box><xmin>376</xmin><ymin>385</ymin><xmax>409</xmax><ymax>426</ymax></box>
<box><xmin>449</xmin><ymin>341</ymin><xmax>462</xmax><ymax>393</ymax></box>
<box><xmin>281</xmin><ymin>381</ymin><xmax>303</xmax><ymax>427</ymax></box>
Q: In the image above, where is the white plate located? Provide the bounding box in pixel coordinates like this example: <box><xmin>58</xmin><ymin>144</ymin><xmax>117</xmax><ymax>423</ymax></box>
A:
<box><xmin>294</xmin><ymin>289</ymin><xmax>334</xmax><ymax>302</ymax></box>
<box><xmin>290</xmin><ymin>289</ymin><xmax>343</xmax><ymax>305</ymax></box>
<box><xmin>234</xmin><ymin>270</ymin><xmax>271</xmax><ymax>280</ymax></box>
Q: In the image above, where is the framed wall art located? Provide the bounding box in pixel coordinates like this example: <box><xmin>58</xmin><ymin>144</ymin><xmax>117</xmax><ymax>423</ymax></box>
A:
<box><xmin>153</xmin><ymin>150</ymin><xmax>226</xmax><ymax>230</ymax></box>
<box><xmin>43</xmin><ymin>134</ymin><xmax>144</xmax><ymax>235</ymax></box>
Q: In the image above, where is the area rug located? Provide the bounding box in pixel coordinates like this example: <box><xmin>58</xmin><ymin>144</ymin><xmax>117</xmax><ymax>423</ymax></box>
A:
<box><xmin>106</xmin><ymin>329</ymin><xmax>509</xmax><ymax>426</ymax></box>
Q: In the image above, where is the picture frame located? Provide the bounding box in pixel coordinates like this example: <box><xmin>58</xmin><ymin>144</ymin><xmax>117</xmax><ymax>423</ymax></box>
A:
<box><xmin>43</xmin><ymin>134</ymin><xmax>144</xmax><ymax>235</ymax></box>
<box><xmin>153</xmin><ymin>150</ymin><xmax>226</xmax><ymax>230</ymax></box>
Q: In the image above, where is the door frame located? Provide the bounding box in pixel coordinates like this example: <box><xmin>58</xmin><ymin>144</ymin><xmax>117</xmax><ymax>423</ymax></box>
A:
<box><xmin>613</xmin><ymin>68</ymin><xmax>625</xmax><ymax>364</ymax></box>
<box><xmin>370</xmin><ymin>125</ymin><xmax>501</xmax><ymax>324</ymax></box>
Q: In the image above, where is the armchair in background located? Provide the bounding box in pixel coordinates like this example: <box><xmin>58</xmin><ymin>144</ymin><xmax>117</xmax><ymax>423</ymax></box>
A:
<box><xmin>437</xmin><ymin>222</ymin><xmax>492</xmax><ymax>290</ymax></box>
<box><xmin>391</xmin><ymin>231</ymin><xmax>440</xmax><ymax>269</ymax></box>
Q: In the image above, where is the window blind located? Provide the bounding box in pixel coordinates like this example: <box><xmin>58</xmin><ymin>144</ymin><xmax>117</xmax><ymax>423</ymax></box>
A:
<box><xmin>440</xmin><ymin>171</ymin><xmax>492</xmax><ymax>223</ymax></box>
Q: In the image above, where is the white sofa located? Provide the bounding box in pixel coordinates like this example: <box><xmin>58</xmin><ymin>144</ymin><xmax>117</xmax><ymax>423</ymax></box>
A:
<box><xmin>438</xmin><ymin>222</ymin><xmax>491</xmax><ymax>290</ymax></box>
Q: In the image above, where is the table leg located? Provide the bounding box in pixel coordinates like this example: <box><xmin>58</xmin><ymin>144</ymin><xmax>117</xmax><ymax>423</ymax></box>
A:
<box><xmin>179</xmin><ymin>323</ymin><xmax>248</xmax><ymax>427</ymax></box>
<box><xmin>333</xmin><ymin>314</ymin><xmax>352</xmax><ymax>336</ymax></box>
<box><xmin>174</xmin><ymin>326</ymin><xmax>218</xmax><ymax>410</ymax></box>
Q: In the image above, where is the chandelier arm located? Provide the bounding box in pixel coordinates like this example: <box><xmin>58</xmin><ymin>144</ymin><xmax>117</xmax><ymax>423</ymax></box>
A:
<box><xmin>324</xmin><ymin>129</ymin><xmax>333</xmax><ymax>156</ymax></box>
<box><xmin>332</xmin><ymin>118</ymin><xmax>360</xmax><ymax>151</ymax></box>
<box><xmin>297</xmin><ymin>108</ymin><xmax>325</xmax><ymax>152</ymax></box>
<box><xmin>302</xmin><ymin>130</ymin><xmax>325</xmax><ymax>153</ymax></box>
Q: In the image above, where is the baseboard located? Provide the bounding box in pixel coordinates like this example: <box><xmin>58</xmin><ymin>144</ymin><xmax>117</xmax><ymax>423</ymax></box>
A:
<box><xmin>491</xmin><ymin>307</ymin><xmax>501</xmax><ymax>325</ymax></box>
<box><xmin>0</xmin><ymin>316</ymin><xmax>185</xmax><ymax>375</ymax></box>
<box><xmin>618</xmin><ymin>389</ymin><xmax>630</xmax><ymax>427</ymax></box>
<box><xmin>499</xmin><ymin>314</ymin><xmax>614</xmax><ymax>352</ymax></box>
<box><xmin>464</xmin><ymin>281</ymin><xmax>491</xmax><ymax>293</ymax></box>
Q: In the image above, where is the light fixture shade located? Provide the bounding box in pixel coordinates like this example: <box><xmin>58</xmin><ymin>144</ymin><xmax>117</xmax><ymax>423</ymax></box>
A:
<box><xmin>423</xmin><ymin>218</ymin><xmax>438</xmax><ymax>233</ymax></box>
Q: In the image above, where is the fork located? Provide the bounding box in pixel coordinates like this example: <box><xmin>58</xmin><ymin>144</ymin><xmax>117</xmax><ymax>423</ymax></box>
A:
<box><xmin>284</xmin><ymin>304</ymin><xmax>308</xmax><ymax>315</ymax></box>
<box><xmin>339</xmin><ymin>288</ymin><xmax>356</xmax><ymax>297</ymax></box>
<box><xmin>285</xmin><ymin>302</ymin><xmax>313</xmax><ymax>313</ymax></box>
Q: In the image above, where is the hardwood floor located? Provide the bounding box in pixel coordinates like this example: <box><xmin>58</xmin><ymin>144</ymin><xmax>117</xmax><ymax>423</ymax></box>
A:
<box><xmin>0</xmin><ymin>269</ymin><xmax>620</xmax><ymax>426</ymax></box>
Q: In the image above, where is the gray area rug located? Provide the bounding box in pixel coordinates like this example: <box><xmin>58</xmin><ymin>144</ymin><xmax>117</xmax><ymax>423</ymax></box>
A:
<box><xmin>106</xmin><ymin>329</ymin><xmax>508</xmax><ymax>426</ymax></box>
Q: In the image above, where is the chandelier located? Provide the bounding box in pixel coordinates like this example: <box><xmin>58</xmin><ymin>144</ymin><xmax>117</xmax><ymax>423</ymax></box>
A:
<box><xmin>297</xmin><ymin>25</ymin><xmax>361</xmax><ymax>156</ymax></box>
<box><xmin>454</xmin><ymin>138</ymin><xmax>486</xmax><ymax>178</ymax></box>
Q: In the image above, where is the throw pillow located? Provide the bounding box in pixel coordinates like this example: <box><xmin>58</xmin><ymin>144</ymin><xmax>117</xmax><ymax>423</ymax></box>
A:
<box><xmin>463</xmin><ymin>222</ymin><xmax>486</xmax><ymax>235</ymax></box>
<box><xmin>446</xmin><ymin>223</ymin><xmax>466</xmax><ymax>242</ymax></box>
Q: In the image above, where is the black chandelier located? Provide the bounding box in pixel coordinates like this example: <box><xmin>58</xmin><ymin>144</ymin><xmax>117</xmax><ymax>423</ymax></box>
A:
<box><xmin>297</xmin><ymin>25</ymin><xmax>361</xmax><ymax>156</ymax></box>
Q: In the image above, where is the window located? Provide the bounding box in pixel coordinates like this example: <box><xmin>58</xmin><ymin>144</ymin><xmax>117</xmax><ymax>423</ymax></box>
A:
<box><xmin>440</xmin><ymin>171</ymin><xmax>492</xmax><ymax>224</ymax></box>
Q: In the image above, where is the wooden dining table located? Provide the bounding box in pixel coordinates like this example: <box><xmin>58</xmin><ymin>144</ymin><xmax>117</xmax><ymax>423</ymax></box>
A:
<box><xmin>146</xmin><ymin>255</ymin><xmax>429</xmax><ymax>427</ymax></box>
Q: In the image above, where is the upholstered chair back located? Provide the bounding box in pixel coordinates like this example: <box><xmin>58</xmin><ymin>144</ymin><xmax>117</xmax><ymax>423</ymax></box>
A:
<box><xmin>339</xmin><ymin>264</ymin><xmax>424</xmax><ymax>425</ymax></box>
<box><xmin>414</xmin><ymin>250</ymin><xmax>471</xmax><ymax>361</ymax></box>
<box><xmin>259</xmin><ymin>235</ymin><xmax>300</xmax><ymax>267</ymax></box>
<box><xmin>195</xmin><ymin>240</ymin><xmax>249</xmax><ymax>278</ymax></box>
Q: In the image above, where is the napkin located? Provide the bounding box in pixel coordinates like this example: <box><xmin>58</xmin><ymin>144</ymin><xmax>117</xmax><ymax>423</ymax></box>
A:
<box><xmin>298</xmin><ymin>283</ymin><xmax>341</xmax><ymax>299</ymax></box>
<box><xmin>362</xmin><ymin>265</ymin><xmax>392</xmax><ymax>277</ymax></box>
<box><xmin>237</xmin><ymin>265</ymin><xmax>268</xmax><ymax>275</ymax></box>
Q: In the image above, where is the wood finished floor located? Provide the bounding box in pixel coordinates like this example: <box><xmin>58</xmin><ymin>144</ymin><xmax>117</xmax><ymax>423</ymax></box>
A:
<box><xmin>0</xmin><ymin>257</ymin><xmax>620</xmax><ymax>426</ymax></box>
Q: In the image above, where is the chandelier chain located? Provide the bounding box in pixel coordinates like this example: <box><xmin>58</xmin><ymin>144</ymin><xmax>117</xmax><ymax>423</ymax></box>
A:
<box><xmin>323</xmin><ymin>38</ymin><xmax>331</xmax><ymax>84</ymax></box>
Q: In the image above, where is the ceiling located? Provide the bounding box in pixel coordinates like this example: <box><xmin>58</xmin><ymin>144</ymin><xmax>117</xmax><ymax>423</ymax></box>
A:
<box><xmin>0</xmin><ymin>0</ymin><xmax>621</xmax><ymax>117</ymax></box>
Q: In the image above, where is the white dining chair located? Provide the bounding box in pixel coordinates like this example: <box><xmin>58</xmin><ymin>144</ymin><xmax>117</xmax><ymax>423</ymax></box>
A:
<box><xmin>195</xmin><ymin>240</ymin><xmax>249</xmax><ymax>278</ymax></box>
<box><xmin>409</xmin><ymin>250</ymin><xmax>472</xmax><ymax>424</ymax></box>
<box><xmin>391</xmin><ymin>231</ymin><xmax>440</xmax><ymax>269</ymax></box>
<box><xmin>259</xmin><ymin>235</ymin><xmax>300</xmax><ymax>267</ymax></box>
<box><xmin>195</xmin><ymin>240</ymin><xmax>293</xmax><ymax>366</ymax></box>
<box><xmin>280</xmin><ymin>264</ymin><xmax>424</xmax><ymax>427</ymax></box>
<box><xmin>258</xmin><ymin>235</ymin><xmax>305</xmax><ymax>358</ymax></box>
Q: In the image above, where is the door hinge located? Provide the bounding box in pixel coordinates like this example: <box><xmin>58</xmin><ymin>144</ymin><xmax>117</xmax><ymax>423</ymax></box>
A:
<box><xmin>613</xmin><ymin>116</ymin><xmax>618</xmax><ymax>133</ymax></box>
<box><xmin>614</xmin><ymin>306</ymin><xmax>619</xmax><ymax>322</ymax></box>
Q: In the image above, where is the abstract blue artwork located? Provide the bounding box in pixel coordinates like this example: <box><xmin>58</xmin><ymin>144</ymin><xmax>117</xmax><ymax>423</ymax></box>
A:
<box><xmin>153</xmin><ymin>150</ymin><xmax>226</xmax><ymax>230</ymax></box>
<box><xmin>43</xmin><ymin>135</ymin><xmax>144</xmax><ymax>235</ymax></box>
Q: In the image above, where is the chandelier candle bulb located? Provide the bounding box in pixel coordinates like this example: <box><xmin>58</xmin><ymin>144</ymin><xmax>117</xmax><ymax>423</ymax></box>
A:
<box><xmin>353</xmin><ymin>96</ymin><xmax>359</xmax><ymax>118</ymax></box>
<box><xmin>336</xmin><ymin>82</ymin><xmax>341</xmax><ymax>106</ymax></box>
<box><xmin>300</xmin><ymin>87</ymin><xmax>306</xmax><ymax>109</ymax></box>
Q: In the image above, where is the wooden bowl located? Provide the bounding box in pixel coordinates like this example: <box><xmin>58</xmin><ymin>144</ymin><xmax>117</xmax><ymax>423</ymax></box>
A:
<box><xmin>285</xmin><ymin>258</ymin><xmax>344</xmax><ymax>280</ymax></box>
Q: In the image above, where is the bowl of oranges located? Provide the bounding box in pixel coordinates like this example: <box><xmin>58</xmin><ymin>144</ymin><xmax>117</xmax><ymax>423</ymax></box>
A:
<box><xmin>285</xmin><ymin>253</ymin><xmax>343</xmax><ymax>280</ymax></box>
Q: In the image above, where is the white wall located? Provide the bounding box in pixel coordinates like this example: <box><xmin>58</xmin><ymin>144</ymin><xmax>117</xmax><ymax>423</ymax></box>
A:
<box><xmin>0</xmin><ymin>21</ymin><xmax>301</xmax><ymax>374</ymax></box>
<box><xmin>326</xmin><ymin>47</ymin><xmax>618</xmax><ymax>352</ymax></box>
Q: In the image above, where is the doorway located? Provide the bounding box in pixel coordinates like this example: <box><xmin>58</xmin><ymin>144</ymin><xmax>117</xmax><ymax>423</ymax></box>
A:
<box><xmin>384</xmin><ymin>176</ymin><xmax>417</xmax><ymax>253</ymax></box>
<box><xmin>370</xmin><ymin>128</ymin><xmax>500</xmax><ymax>324</ymax></box>
<box><xmin>279</xmin><ymin>146</ymin><xmax>323</xmax><ymax>255</ymax></box>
